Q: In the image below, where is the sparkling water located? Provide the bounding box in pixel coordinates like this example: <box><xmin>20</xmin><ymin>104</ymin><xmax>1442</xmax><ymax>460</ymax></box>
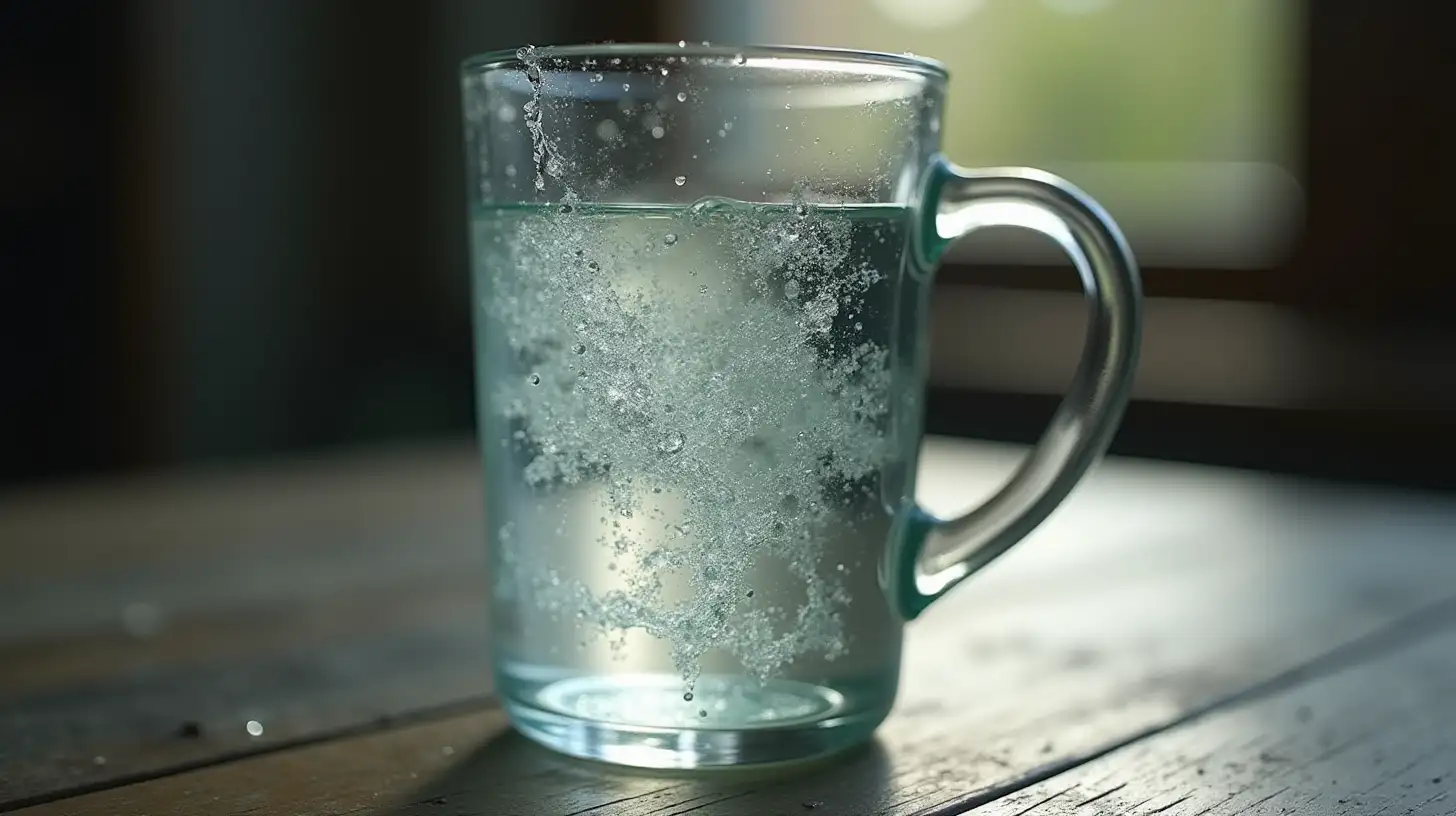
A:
<box><xmin>472</xmin><ymin>198</ymin><xmax>920</xmax><ymax>745</ymax></box>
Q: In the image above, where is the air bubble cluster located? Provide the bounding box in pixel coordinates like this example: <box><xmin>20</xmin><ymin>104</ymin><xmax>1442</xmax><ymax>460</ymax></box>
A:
<box><xmin>478</xmin><ymin>55</ymin><xmax>902</xmax><ymax>692</ymax></box>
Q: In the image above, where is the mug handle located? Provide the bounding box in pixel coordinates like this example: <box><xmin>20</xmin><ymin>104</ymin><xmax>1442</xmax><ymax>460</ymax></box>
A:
<box><xmin>888</xmin><ymin>158</ymin><xmax>1144</xmax><ymax>620</ymax></box>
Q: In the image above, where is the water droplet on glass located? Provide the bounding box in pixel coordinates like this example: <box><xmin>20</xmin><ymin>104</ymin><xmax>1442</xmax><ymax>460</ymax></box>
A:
<box><xmin>676</xmin><ymin>91</ymin><xmax>688</xmax><ymax>102</ymax></box>
<box><xmin>683</xmin><ymin>691</ymin><xmax>694</xmax><ymax>701</ymax></box>
<box><xmin>674</xmin><ymin>175</ymin><xmax>687</xmax><ymax>186</ymax></box>
<box><xmin>528</xmin><ymin>373</ymin><xmax>541</xmax><ymax>385</ymax></box>
<box><xmin>658</xmin><ymin>432</ymin><xmax>685</xmax><ymax>455</ymax></box>
<box><xmin>663</xmin><ymin>233</ymin><xmax>678</xmax><ymax>246</ymax></box>
<box><xmin>651</xmin><ymin>125</ymin><xmax>665</xmax><ymax>139</ymax></box>
<box><xmin>572</xmin><ymin>343</ymin><xmax>586</xmax><ymax>355</ymax></box>
<box><xmin>699</xmin><ymin>709</ymin><xmax>708</xmax><ymax>718</ymax></box>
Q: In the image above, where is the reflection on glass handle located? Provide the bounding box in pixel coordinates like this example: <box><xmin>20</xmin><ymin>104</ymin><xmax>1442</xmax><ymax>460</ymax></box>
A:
<box><xmin>889</xmin><ymin>159</ymin><xmax>1143</xmax><ymax>620</ymax></box>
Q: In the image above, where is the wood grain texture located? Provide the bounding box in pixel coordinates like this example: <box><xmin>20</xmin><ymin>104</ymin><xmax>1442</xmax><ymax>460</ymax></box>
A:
<box><xmin>967</xmin><ymin>613</ymin><xmax>1456</xmax><ymax>815</ymax></box>
<box><xmin>7</xmin><ymin>439</ymin><xmax>1455</xmax><ymax>815</ymax></box>
<box><xmin>0</xmin><ymin>443</ymin><xmax>491</xmax><ymax>807</ymax></box>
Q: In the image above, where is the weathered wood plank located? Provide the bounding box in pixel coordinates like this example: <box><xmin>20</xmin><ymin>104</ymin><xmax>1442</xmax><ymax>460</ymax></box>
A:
<box><xmin>19</xmin><ymin>598</ymin><xmax>1456</xmax><ymax>816</ymax></box>
<box><xmin>9</xmin><ymin>439</ymin><xmax>1456</xmax><ymax>815</ymax></box>
<box><xmin>966</xmin><ymin>616</ymin><xmax>1456</xmax><ymax>815</ymax></box>
<box><xmin>0</xmin><ymin>443</ymin><xmax>490</xmax><ymax>807</ymax></box>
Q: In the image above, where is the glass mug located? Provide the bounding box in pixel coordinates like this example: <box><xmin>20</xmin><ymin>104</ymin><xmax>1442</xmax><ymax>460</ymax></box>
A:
<box><xmin>462</xmin><ymin>44</ymin><xmax>1141</xmax><ymax>768</ymax></box>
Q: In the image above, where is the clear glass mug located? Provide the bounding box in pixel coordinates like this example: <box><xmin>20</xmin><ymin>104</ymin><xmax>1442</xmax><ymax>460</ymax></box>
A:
<box><xmin>462</xmin><ymin>44</ymin><xmax>1141</xmax><ymax>768</ymax></box>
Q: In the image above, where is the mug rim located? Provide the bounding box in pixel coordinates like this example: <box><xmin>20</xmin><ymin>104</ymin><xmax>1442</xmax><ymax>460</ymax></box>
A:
<box><xmin>462</xmin><ymin>42</ymin><xmax>949</xmax><ymax>83</ymax></box>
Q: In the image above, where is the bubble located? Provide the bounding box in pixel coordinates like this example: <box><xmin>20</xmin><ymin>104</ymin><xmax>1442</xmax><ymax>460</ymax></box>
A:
<box><xmin>528</xmin><ymin>373</ymin><xmax>541</xmax><ymax>385</ymax></box>
<box><xmin>732</xmin><ymin>53</ymin><xmax>746</xmax><ymax>65</ymax></box>
<box><xmin>663</xmin><ymin>233</ymin><xmax>678</xmax><ymax>246</ymax></box>
<box><xmin>676</xmin><ymin>91</ymin><xmax>688</xmax><ymax>102</ymax></box>
<box><xmin>698</xmin><ymin>709</ymin><xmax>708</xmax><ymax>717</ymax></box>
<box><xmin>783</xmin><ymin>279</ymin><xmax>801</xmax><ymax>299</ymax></box>
<box><xmin>678</xmin><ymin>40</ymin><xmax>687</xmax><ymax>47</ymax></box>
<box><xmin>572</xmin><ymin>343</ymin><xmax>586</xmax><ymax>354</ymax></box>
<box><xmin>698</xmin><ymin>285</ymin><xmax>709</xmax><ymax>294</ymax></box>
<box><xmin>780</xmin><ymin>494</ymin><xmax>800</xmax><ymax>516</ymax></box>
<box><xmin>559</xmin><ymin>203</ymin><xmax>573</xmax><ymax>214</ymax></box>
<box><xmin>658</xmin><ymin>432</ymin><xmax>686</xmax><ymax>455</ymax></box>
<box><xmin>590</xmin><ymin>72</ymin><xmax>603</xmax><ymax>83</ymax></box>
<box><xmin>651</xmin><ymin>125</ymin><xmax>665</xmax><ymax>139</ymax></box>
<box><xmin>622</xmin><ymin>83</ymin><xmax>631</xmax><ymax>91</ymax></box>
<box><xmin>587</xmin><ymin>261</ymin><xmax>600</xmax><ymax>272</ymax></box>
<box><xmin>660</xmin><ymin>67</ymin><xmax>670</xmax><ymax>76</ymax></box>
<box><xmin>746</xmin><ymin>589</ymin><xmax>755</xmax><ymax>598</ymax></box>
<box><xmin>674</xmin><ymin>175</ymin><xmax>687</xmax><ymax>186</ymax></box>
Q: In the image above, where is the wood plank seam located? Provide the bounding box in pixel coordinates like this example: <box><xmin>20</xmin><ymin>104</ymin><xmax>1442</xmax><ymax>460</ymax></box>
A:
<box><xmin>910</xmin><ymin>591</ymin><xmax>1456</xmax><ymax>816</ymax></box>
<box><xmin>0</xmin><ymin>696</ymin><xmax>499</xmax><ymax>815</ymax></box>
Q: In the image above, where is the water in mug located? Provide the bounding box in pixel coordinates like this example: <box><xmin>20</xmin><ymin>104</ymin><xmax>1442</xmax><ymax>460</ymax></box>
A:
<box><xmin>473</xmin><ymin>197</ymin><xmax>920</xmax><ymax>730</ymax></box>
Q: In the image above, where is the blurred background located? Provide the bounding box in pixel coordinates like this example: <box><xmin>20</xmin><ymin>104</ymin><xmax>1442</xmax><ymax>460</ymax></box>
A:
<box><xmin>2</xmin><ymin>0</ymin><xmax>1450</xmax><ymax>490</ymax></box>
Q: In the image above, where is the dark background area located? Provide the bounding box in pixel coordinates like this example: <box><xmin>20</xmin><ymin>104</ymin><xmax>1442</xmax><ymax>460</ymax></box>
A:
<box><xmin>1</xmin><ymin>0</ymin><xmax>1451</xmax><ymax>491</ymax></box>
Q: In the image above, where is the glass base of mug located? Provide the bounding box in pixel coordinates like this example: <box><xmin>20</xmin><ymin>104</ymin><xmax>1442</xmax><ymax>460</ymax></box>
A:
<box><xmin>499</xmin><ymin>670</ymin><xmax>891</xmax><ymax>768</ymax></box>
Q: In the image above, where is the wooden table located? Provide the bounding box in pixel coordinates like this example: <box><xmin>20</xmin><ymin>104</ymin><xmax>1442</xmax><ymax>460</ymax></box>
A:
<box><xmin>3</xmin><ymin>437</ymin><xmax>1454</xmax><ymax>815</ymax></box>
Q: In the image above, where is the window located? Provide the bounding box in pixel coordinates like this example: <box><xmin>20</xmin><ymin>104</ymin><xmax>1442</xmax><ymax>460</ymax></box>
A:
<box><xmin>689</xmin><ymin>0</ymin><xmax>1304</xmax><ymax>269</ymax></box>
